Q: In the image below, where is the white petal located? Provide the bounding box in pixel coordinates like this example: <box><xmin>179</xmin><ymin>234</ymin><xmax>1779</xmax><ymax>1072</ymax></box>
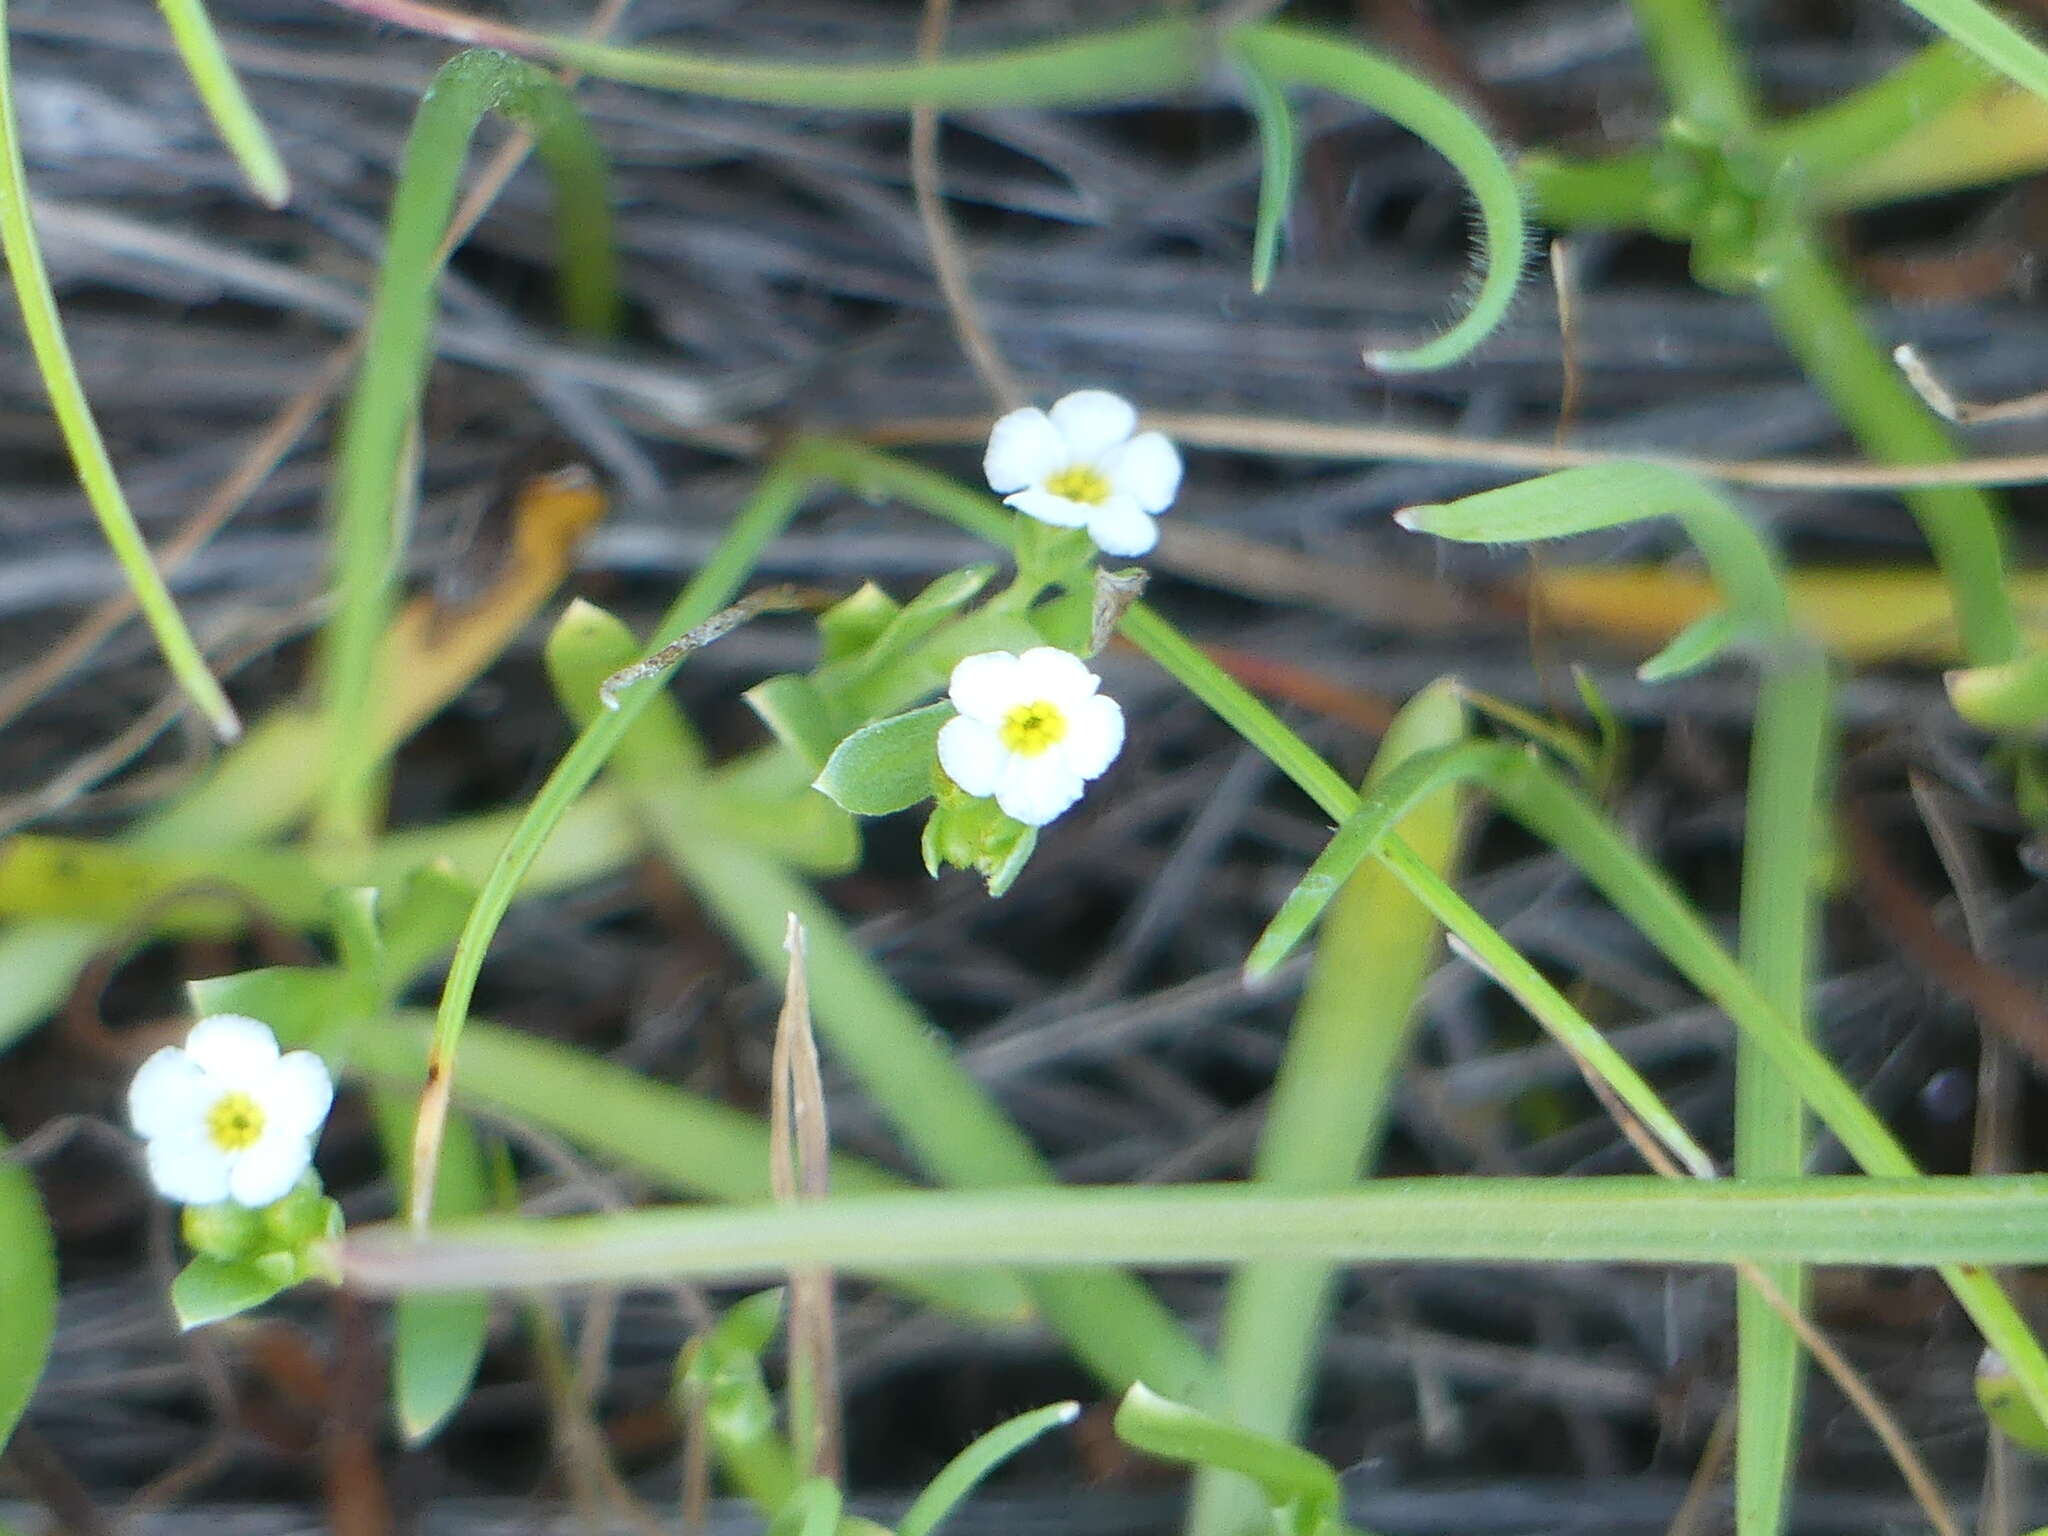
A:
<box><xmin>1048</xmin><ymin>390</ymin><xmax>1137</xmax><ymax>463</ymax></box>
<box><xmin>983</xmin><ymin>408</ymin><xmax>1065</xmax><ymax>494</ymax></box>
<box><xmin>1103</xmin><ymin>432</ymin><xmax>1182</xmax><ymax>514</ymax></box>
<box><xmin>226</xmin><ymin>1132</ymin><xmax>312</xmax><ymax>1209</ymax></box>
<box><xmin>994</xmin><ymin>756</ymin><xmax>1085</xmax><ymax>827</ymax></box>
<box><xmin>1056</xmin><ymin>694</ymin><xmax>1125</xmax><ymax>781</ymax></box>
<box><xmin>1004</xmin><ymin>486</ymin><xmax>1092</xmax><ymax>530</ymax></box>
<box><xmin>948</xmin><ymin>651</ymin><xmax>1026</xmax><ymax>721</ymax></box>
<box><xmin>128</xmin><ymin>1047</ymin><xmax>212</xmax><ymax>1141</ymax></box>
<box><xmin>259</xmin><ymin>1052</ymin><xmax>334</xmax><ymax>1139</ymax></box>
<box><xmin>936</xmin><ymin>715</ymin><xmax>1009</xmax><ymax>797</ymax></box>
<box><xmin>146</xmin><ymin>1130</ymin><xmax>232</xmax><ymax>1206</ymax></box>
<box><xmin>182</xmin><ymin>1014</ymin><xmax>280</xmax><ymax>1087</ymax></box>
<box><xmin>1086</xmin><ymin>496</ymin><xmax>1160</xmax><ymax>558</ymax></box>
<box><xmin>1011</xmin><ymin>646</ymin><xmax>1099</xmax><ymax>707</ymax></box>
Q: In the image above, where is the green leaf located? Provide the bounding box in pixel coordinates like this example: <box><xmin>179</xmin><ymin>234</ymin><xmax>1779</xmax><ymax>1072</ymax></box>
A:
<box><xmin>813</xmin><ymin>704</ymin><xmax>952</xmax><ymax>816</ymax></box>
<box><xmin>378</xmin><ymin>861</ymin><xmax>480</xmax><ymax>989</ymax></box>
<box><xmin>171</xmin><ymin>1255</ymin><xmax>290</xmax><ymax>1329</ymax></box>
<box><xmin>745</xmin><ymin>674</ymin><xmax>847</xmax><ymax>773</ymax></box>
<box><xmin>330</xmin><ymin>887</ymin><xmax>386</xmax><ymax>992</ymax></box>
<box><xmin>0</xmin><ymin>1134</ymin><xmax>54</xmax><ymax>1451</ymax></box>
<box><xmin>189</xmin><ymin>966</ymin><xmax>366</xmax><ymax>1057</ymax></box>
<box><xmin>766</xmin><ymin>1478</ymin><xmax>842</xmax><ymax>1536</ymax></box>
<box><xmin>1640</xmin><ymin>608</ymin><xmax>1755</xmax><ymax>682</ymax></box>
<box><xmin>371</xmin><ymin>1091</ymin><xmax>491</xmax><ymax>1443</ymax></box>
<box><xmin>1948</xmin><ymin>650</ymin><xmax>2048</xmax><ymax>731</ymax></box>
<box><xmin>818</xmin><ymin>582</ymin><xmax>901</xmax><ymax>663</ymax></box>
<box><xmin>1113</xmin><ymin>1384</ymin><xmax>1339</xmax><ymax>1536</ymax></box>
<box><xmin>898</xmin><ymin>1401</ymin><xmax>1080</xmax><ymax>1536</ymax></box>
<box><xmin>674</xmin><ymin>1290</ymin><xmax>799</xmax><ymax>1512</ymax></box>
<box><xmin>1234</xmin><ymin>46</ymin><xmax>1297</xmax><ymax>294</ymax></box>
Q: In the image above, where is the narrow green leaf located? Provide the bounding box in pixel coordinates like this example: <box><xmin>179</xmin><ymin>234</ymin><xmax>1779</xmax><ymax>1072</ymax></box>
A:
<box><xmin>317</xmin><ymin>47</ymin><xmax>620</xmax><ymax>843</ymax></box>
<box><xmin>813</xmin><ymin>704</ymin><xmax>952</xmax><ymax>816</ymax></box>
<box><xmin>818</xmin><ymin>582</ymin><xmax>902</xmax><ymax>663</ymax></box>
<box><xmin>1896</xmin><ymin>0</ymin><xmax>2048</xmax><ymax>107</ymax></box>
<box><xmin>1948</xmin><ymin>650</ymin><xmax>2048</xmax><ymax>730</ymax></box>
<box><xmin>155</xmin><ymin>0</ymin><xmax>290</xmax><ymax>205</ymax></box>
<box><xmin>342</xmin><ymin>1176</ymin><xmax>2048</xmax><ymax>1291</ymax></box>
<box><xmin>0</xmin><ymin>1134</ymin><xmax>55</xmax><ymax>1451</ymax></box>
<box><xmin>1115</xmin><ymin>1384</ymin><xmax>1339</xmax><ymax>1536</ymax></box>
<box><xmin>674</xmin><ymin>1290</ymin><xmax>799</xmax><ymax>1513</ymax></box>
<box><xmin>745</xmin><ymin>674</ymin><xmax>847</xmax><ymax>773</ymax></box>
<box><xmin>1233</xmin><ymin>48</ymin><xmax>1297</xmax><ymax>294</ymax></box>
<box><xmin>0</xmin><ymin>0</ymin><xmax>237</xmax><ymax>737</ymax></box>
<box><xmin>898</xmin><ymin>1401</ymin><xmax>1080</xmax><ymax>1536</ymax></box>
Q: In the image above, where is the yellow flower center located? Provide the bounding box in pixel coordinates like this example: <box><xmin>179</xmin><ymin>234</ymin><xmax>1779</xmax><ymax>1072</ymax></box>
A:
<box><xmin>206</xmin><ymin>1091</ymin><xmax>266</xmax><ymax>1153</ymax></box>
<box><xmin>999</xmin><ymin>700</ymin><xmax>1069</xmax><ymax>757</ymax></box>
<box><xmin>1044</xmin><ymin>465</ymin><xmax>1110</xmax><ymax>506</ymax></box>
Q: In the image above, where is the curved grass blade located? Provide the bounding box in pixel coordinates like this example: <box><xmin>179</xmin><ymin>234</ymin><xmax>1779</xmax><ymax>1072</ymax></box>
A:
<box><xmin>1231</xmin><ymin>24</ymin><xmax>1526</xmax><ymax>372</ymax></box>
<box><xmin>156</xmin><ymin>0</ymin><xmax>290</xmax><ymax>206</ymax></box>
<box><xmin>1115</xmin><ymin>1385</ymin><xmax>1344</xmax><ymax>1536</ymax></box>
<box><xmin>897</xmin><ymin>1401</ymin><xmax>1080</xmax><ymax>1536</ymax></box>
<box><xmin>316</xmin><ymin>47</ymin><xmax>620</xmax><ymax>846</ymax></box>
<box><xmin>0</xmin><ymin>0</ymin><xmax>237</xmax><ymax>738</ymax></box>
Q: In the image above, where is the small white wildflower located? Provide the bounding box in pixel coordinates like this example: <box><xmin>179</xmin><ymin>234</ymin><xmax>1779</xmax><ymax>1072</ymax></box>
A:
<box><xmin>984</xmin><ymin>389</ymin><xmax>1182</xmax><ymax>558</ymax></box>
<box><xmin>936</xmin><ymin>647</ymin><xmax>1125</xmax><ymax>827</ymax></box>
<box><xmin>128</xmin><ymin>1015</ymin><xmax>333</xmax><ymax>1209</ymax></box>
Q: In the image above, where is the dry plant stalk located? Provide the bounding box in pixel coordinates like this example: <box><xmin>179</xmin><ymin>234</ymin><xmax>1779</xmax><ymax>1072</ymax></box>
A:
<box><xmin>770</xmin><ymin>914</ymin><xmax>843</xmax><ymax>1484</ymax></box>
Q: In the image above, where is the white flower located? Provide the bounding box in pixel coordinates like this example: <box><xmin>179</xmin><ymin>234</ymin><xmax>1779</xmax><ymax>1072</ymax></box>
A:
<box><xmin>984</xmin><ymin>389</ymin><xmax>1182</xmax><ymax>558</ymax></box>
<box><xmin>128</xmin><ymin>1015</ymin><xmax>333</xmax><ymax>1209</ymax></box>
<box><xmin>936</xmin><ymin>647</ymin><xmax>1125</xmax><ymax>827</ymax></box>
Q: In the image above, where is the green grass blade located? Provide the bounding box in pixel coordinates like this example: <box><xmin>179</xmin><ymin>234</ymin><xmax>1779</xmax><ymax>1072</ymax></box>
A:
<box><xmin>341</xmin><ymin>1176</ymin><xmax>2048</xmax><ymax>1290</ymax></box>
<box><xmin>897</xmin><ymin>1401</ymin><xmax>1080</xmax><ymax>1536</ymax></box>
<box><xmin>1896</xmin><ymin>0</ymin><xmax>2048</xmax><ymax>105</ymax></box>
<box><xmin>1232</xmin><ymin>25</ymin><xmax>1526</xmax><ymax>372</ymax></box>
<box><xmin>155</xmin><ymin>0</ymin><xmax>290</xmax><ymax>205</ymax></box>
<box><xmin>1732</xmin><ymin>650</ymin><xmax>1832</xmax><ymax>1536</ymax></box>
<box><xmin>0</xmin><ymin>0</ymin><xmax>238</xmax><ymax>739</ymax></box>
<box><xmin>1191</xmin><ymin>682</ymin><xmax>1467</xmax><ymax>1536</ymax></box>
<box><xmin>316</xmin><ymin>47</ymin><xmax>620</xmax><ymax>847</ymax></box>
<box><xmin>0</xmin><ymin>1133</ymin><xmax>55</xmax><ymax>1452</ymax></box>
<box><xmin>1232</xmin><ymin>45</ymin><xmax>1297</xmax><ymax>295</ymax></box>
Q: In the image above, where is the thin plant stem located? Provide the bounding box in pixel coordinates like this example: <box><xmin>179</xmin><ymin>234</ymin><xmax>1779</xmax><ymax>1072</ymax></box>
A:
<box><xmin>1625</xmin><ymin>0</ymin><xmax>1758</xmax><ymax>138</ymax></box>
<box><xmin>1755</xmin><ymin>225</ymin><xmax>2020</xmax><ymax>666</ymax></box>
<box><xmin>0</xmin><ymin>0</ymin><xmax>239</xmax><ymax>739</ymax></box>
